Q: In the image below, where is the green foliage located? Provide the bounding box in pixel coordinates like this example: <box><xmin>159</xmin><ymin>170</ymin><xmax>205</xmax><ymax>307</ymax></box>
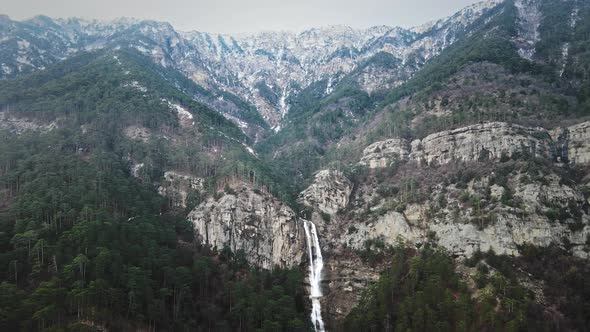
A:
<box><xmin>344</xmin><ymin>245</ymin><xmax>509</xmax><ymax>331</ymax></box>
<box><xmin>0</xmin><ymin>132</ymin><xmax>310</xmax><ymax>331</ymax></box>
<box><xmin>255</xmin><ymin>81</ymin><xmax>279</xmax><ymax>106</ymax></box>
<box><xmin>458</xmin><ymin>191</ymin><xmax>471</xmax><ymax>203</ymax></box>
<box><xmin>470</xmin><ymin>246</ymin><xmax>590</xmax><ymax>331</ymax></box>
<box><xmin>0</xmin><ymin>50</ymin><xmax>310</xmax><ymax>331</ymax></box>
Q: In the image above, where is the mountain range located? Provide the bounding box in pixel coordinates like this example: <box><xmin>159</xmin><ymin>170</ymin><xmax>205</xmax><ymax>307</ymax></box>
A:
<box><xmin>1</xmin><ymin>0</ymin><xmax>590</xmax><ymax>331</ymax></box>
<box><xmin>0</xmin><ymin>0</ymin><xmax>502</xmax><ymax>130</ymax></box>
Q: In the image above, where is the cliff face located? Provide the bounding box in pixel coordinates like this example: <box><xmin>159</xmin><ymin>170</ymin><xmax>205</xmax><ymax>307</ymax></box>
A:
<box><xmin>298</xmin><ymin>120</ymin><xmax>590</xmax><ymax>322</ymax></box>
<box><xmin>564</xmin><ymin>121</ymin><xmax>590</xmax><ymax>165</ymax></box>
<box><xmin>299</xmin><ymin>170</ymin><xmax>353</xmax><ymax>215</ymax></box>
<box><xmin>359</xmin><ymin>121</ymin><xmax>590</xmax><ymax>167</ymax></box>
<box><xmin>359</xmin><ymin>139</ymin><xmax>410</xmax><ymax>169</ymax></box>
<box><xmin>188</xmin><ymin>182</ymin><xmax>304</xmax><ymax>270</ymax></box>
<box><xmin>409</xmin><ymin>122</ymin><xmax>552</xmax><ymax>165</ymax></box>
<box><xmin>184</xmin><ymin>121</ymin><xmax>590</xmax><ymax>321</ymax></box>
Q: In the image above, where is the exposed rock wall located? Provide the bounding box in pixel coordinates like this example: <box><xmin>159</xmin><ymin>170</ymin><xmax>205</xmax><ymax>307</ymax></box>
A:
<box><xmin>334</xmin><ymin>164</ymin><xmax>590</xmax><ymax>260</ymax></box>
<box><xmin>309</xmin><ymin>121</ymin><xmax>590</xmax><ymax>321</ymax></box>
<box><xmin>567</xmin><ymin>121</ymin><xmax>590</xmax><ymax>165</ymax></box>
<box><xmin>299</xmin><ymin>170</ymin><xmax>352</xmax><ymax>215</ymax></box>
<box><xmin>359</xmin><ymin>121</ymin><xmax>590</xmax><ymax>168</ymax></box>
<box><xmin>306</xmin><ymin>164</ymin><xmax>590</xmax><ymax>320</ymax></box>
<box><xmin>409</xmin><ymin>122</ymin><xmax>551</xmax><ymax>165</ymax></box>
<box><xmin>359</xmin><ymin>139</ymin><xmax>410</xmax><ymax>168</ymax></box>
<box><xmin>188</xmin><ymin>182</ymin><xmax>303</xmax><ymax>269</ymax></box>
<box><xmin>0</xmin><ymin>111</ymin><xmax>58</xmax><ymax>134</ymax></box>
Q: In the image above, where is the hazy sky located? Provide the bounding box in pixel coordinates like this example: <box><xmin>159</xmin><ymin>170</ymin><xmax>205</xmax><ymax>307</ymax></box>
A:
<box><xmin>3</xmin><ymin>0</ymin><xmax>482</xmax><ymax>34</ymax></box>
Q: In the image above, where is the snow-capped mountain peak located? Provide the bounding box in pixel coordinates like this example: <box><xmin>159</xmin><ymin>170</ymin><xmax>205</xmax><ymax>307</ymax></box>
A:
<box><xmin>0</xmin><ymin>0</ymin><xmax>503</xmax><ymax>127</ymax></box>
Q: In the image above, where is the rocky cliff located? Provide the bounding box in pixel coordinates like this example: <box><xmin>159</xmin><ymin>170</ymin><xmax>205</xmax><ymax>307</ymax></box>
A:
<box><xmin>299</xmin><ymin>170</ymin><xmax>353</xmax><ymax>215</ymax></box>
<box><xmin>359</xmin><ymin>139</ymin><xmax>410</xmax><ymax>169</ymax></box>
<box><xmin>302</xmin><ymin>120</ymin><xmax>590</xmax><ymax>321</ymax></box>
<box><xmin>563</xmin><ymin>121</ymin><xmax>590</xmax><ymax>165</ymax></box>
<box><xmin>188</xmin><ymin>182</ymin><xmax>304</xmax><ymax>269</ymax></box>
<box><xmin>359</xmin><ymin>121</ymin><xmax>590</xmax><ymax>167</ymax></box>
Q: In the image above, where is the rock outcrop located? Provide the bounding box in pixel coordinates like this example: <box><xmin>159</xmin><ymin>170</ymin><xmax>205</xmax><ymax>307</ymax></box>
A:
<box><xmin>309</xmin><ymin>121</ymin><xmax>590</xmax><ymax>321</ymax></box>
<box><xmin>566</xmin><ymin>121</ymin><xmax>590</xmax><ymax>165</ymax></box>
<box><xmin>359</xmin><ymin>139</ymin><xmax>410</xmax><ymax>168</ymax></box>
<box><xmin>359</xmin><ymin>121</ymin><xmax>590</xmax><ymax>168</ymax></box>
<box><xmin>410</xmin><ymin>122</ymin><xmax>551</xmax><ymax>165</ymax></box>
<box><xmin>158</xmin><ymin>171</ymin><xmax>203</xmax><ymax>208</ymax></box>
<box><xmin>341</xmin><ymin>211</ymin><xmax>419</xmax><ymax>249</ymax></box>
<box><xmin>123</xmin><ymin>125</ymin><xmax>151</xmax><ymax>142</ymax></box>
<box><xmin>339</xmin><ymin>171</ymin><xmax>590</xmax><ymax>259</ymax></box>
<box><xmin>299</xmin><ymin>170</ymin><xmax>352</xmax><ymax>215</ymax></box>
<box><xmin>0</xmin><ymin>111</ymin><xmax>57</xmax><ymax>134</ymax></box>
<box><xmin>188</xmin><ymin>182</ymin><xmax>303</xmax><ymax>269</ymax></box>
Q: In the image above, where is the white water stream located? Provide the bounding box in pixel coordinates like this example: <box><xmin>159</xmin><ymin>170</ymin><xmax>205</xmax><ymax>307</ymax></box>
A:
<box><xmin>303</xmin><ymin>220</ymin><xmax>326</xmax><ymax>332</ymax></box>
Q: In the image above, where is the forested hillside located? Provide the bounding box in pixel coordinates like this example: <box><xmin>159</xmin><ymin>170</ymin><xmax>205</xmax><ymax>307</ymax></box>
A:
<box><xmin>2</xmin><ymin>0</ymin><xmax>590</xmax><ymax>331</ymax></box>
<box><xmin>0</xmin><ymin>49</ymin><xmax>309</xmax><ymax>331</ymax></box>
<box><xmin>257</xmin><ymin>0</ymin><xmax>590</xmax><ymax>193</ymax></box>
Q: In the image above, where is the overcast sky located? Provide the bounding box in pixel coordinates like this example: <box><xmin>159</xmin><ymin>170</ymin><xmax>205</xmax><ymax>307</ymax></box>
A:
<box><xmin>3</xmin><ymin>0</ymin><xmax>482</xmax><ymax>34</ymax></box>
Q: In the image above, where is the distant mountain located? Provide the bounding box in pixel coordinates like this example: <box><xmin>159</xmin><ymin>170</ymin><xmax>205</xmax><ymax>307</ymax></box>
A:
<box><xmin>0</xmin><ymin>0</ymin><xmax>502</xmax><ymax>130</ymax></box>
<box><xmin>3</xmin><ymin>1</ymin><xmax>590</xmax><ymax>331</ymax></box>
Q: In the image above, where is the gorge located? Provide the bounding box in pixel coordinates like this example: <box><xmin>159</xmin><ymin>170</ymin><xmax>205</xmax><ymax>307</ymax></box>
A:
<box><xmin>1</xmin><ymin>0</ymin><xmax>590</xmax><ymax>330</ymax></box>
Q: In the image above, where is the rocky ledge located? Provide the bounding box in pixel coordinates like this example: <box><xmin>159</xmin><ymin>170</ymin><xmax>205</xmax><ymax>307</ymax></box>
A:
<box><xmin>359</xmin><ymin>121</ymin><xmax>590</xmax><ymax>168</ymax></box>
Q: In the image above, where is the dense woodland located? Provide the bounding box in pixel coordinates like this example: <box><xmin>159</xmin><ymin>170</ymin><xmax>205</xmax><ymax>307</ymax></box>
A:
<box><xmin>0</xmin><ymin>123</ymin><xmax>309</xmax><ymax>332</ymax></box>
<box><xmin>2</xmin><ymin>0</ymin><xmax>590</xmax><ymax>331</ymax></box>
<box><xmin>0</xmin><ymin>51</ymin><xmax>310</xmax><ymax>331</ymax></box>
<box><xmin>342</xmin><ymin>242</ymin><xmax>590</xmax><ymax>332</ymax></box>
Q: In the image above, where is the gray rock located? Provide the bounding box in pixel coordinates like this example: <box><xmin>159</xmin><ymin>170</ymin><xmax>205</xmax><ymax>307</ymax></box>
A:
<box><xmin>189</xmin><ymin>182</ymin><xmax>303</xmax><ymax>269</ymax></box>
<box><xmin>158</xmin><ymin>171</ymin><xmax>204</xmax><ymax>208</ymax></box>
<box><xmin>567</xmin><ymin>121</ymin><xmax>590</xmax><ymax>165</ymax></box>
<box><xmin>409</xmin><ymin>122</ymin><xmax>551</xmax><ymax>165</ymax></box>
<box><xmin>359</xmin><ymin>139</ymin><xmax>410</xmax><ymax>168</ymax></box>
<box><xmin>300</xmin><ymin>170</ymin><xmax>353</xmax><ymax>215</ymax></box>
<box><xmin>360</xmin><ymin>121</ymin><xmax>590</xmax><ymax>168</ymax></box>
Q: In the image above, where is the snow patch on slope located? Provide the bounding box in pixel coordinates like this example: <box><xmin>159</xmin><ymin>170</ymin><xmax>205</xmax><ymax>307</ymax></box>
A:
<box><xmin>560</xmin><ymin>43</ymin><xmax>569</xmax><ymax>77</ymax></box>
<box><xmin>514</xmin><ymin>0</ymin><xmax>541</xmax><ymax>60</ymax></box>
<box><xmin>163</xmin><ymin>99</ymin><xmax>195</xmax><ymax>128</ymax></box>
<box><xmin>123</xmin><ymin>80</ymin><xmax>148</xmax><ymax>92</ymax></box>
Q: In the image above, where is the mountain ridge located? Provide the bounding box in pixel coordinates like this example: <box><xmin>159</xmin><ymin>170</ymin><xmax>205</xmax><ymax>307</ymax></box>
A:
<box><xmin>0</xmin><ymin>0</ymin><xmax>503</xmax><ymax>130</ymax></box>
<box><xmin>3</xmin><ymin>0</ymin><xmax>590</xmax><ymax>330</ymax></box>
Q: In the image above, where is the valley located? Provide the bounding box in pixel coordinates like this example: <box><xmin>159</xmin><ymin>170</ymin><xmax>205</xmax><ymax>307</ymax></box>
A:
<box><xmin>1</xmin><ymin>0</ymin><xmax>590</xmax><ymax>331</ymax></box>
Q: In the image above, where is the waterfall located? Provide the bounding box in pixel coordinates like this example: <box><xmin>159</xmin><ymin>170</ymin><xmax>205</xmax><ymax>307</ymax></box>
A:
<box><xmin>303</xmin><ymin>220</ymin><xmax>326</xmax><ymax>332</ymax></box>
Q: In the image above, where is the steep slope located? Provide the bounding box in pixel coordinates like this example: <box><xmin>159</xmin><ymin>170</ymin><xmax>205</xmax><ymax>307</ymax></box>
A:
<box><xmin>0</xmin><ymin>47</ymin><xmax>300</xmax><ymax>215</ymax></box>
<box><xmin>282</xmin><ymin>0</ymin><xmax>590</xmax><ymax>328</ymax></box>
<box><xmin>255</xmin><ymin>0</ymin><xmax>511</xmax><ymax>194</ymax></box>
<box><xmin>271</xmin><ymin>0</ymin><xmax>590</xmax><ymax>182</ymax></box>
<box><xmin>0</xmin><ymin>49</ymin><xmax>311</xmax><ymax>330</ymax></box>
<box><xmin>182</xmin><ymin>0</ymin><xmax>503</xmax><ymax>126</ymax></box>
<box><xmin>0</xmin><ymin>15</ymin><xmax>269</xmax><ymax>139</ymax></box>
<box><xmin>2</xmin><ymin>0</ymin><xmax>590</xmax><ymax>330</ymax></box>
<box><xmin>0</xmin><ymin>1</ymin><xmax>502</xmax><ymax>131</ymax></box>
<box><xmin>302</xmin><ymin>120</ymin><xmax>590</xmax><ymax>327</ymax></box>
